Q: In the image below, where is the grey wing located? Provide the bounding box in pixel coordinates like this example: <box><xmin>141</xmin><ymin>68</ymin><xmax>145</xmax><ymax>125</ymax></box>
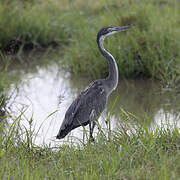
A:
<box><xmin>71</xmin><ymin>80</ymin><xmax>107</xmax><ymax>127</ymax></box>
<box><xmin>59</xmin><ymin>96</ymin><xmax>82</xmax><ymax>131</ymax></box>
<box><xmin>57</xmin><ymin>80</ymin><xmax>107</xmax><ymax>139</ymax></box>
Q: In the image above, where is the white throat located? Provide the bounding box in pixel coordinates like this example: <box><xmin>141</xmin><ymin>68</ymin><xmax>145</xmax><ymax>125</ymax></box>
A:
<box><xmin>99</xmin><ymin>35</ymin><xmax>119</xmax><ymax>94</ymax></box>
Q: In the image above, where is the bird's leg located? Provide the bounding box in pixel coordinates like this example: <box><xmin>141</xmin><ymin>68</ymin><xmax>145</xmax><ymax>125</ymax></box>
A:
<box><xmin>90</xmin><ymin>121</ymin><xmax>96</xmax><ymax>141</ymax></box>
<box><xmin>89</xmin><ymin>110</ymin><xmax>95</xmax><ymax>142</ymax></box>
<box><xmin>89</xmin><ymin>121</ymin><xmax>93</xmax><ymax>141</ymax></box>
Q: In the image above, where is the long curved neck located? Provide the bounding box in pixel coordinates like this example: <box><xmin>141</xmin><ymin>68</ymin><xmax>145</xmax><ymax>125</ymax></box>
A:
<box><xmin>98</xmin><ymin>36</ymin><xmax>118</xmax><ymax>94</ymax></box>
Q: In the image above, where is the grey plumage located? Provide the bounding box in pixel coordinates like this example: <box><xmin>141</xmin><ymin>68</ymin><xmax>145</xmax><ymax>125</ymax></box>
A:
<box><xmin>56</xmin><ymin>26</ymin><xmax>132</xmax><ymax>140</ymax></box>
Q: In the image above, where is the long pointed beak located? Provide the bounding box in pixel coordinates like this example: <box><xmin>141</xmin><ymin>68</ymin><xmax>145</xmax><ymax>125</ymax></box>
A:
<box><xmin>113</xmin><ymin>26</ymin><xmax>133</xmax><ymax>32</ymax></box>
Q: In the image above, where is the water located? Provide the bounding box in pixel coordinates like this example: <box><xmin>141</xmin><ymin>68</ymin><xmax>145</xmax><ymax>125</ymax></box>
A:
<box><xmin>9</xmin><ymin>63</ymin><xmax>180</xmax><ymax>146</ymax></box>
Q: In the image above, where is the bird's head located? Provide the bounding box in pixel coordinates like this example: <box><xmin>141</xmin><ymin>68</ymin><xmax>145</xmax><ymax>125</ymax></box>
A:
<box><xmin>97</xmin><ymin>26</ymin><xmax>132</xmax><ymax>43</ymax></box>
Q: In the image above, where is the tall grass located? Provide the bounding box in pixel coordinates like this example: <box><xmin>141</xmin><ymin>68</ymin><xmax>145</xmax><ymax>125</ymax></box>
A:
<box><xmin>0</xmin><ymin>0</ymin><xmax>72</xmax><ymax>52</ymax></box>
<box><xmin>60</xmin><ymin>0</ymin><xmax>180</xmax><ymax>87</ymax></box>
<box><xmin>0</xmin><ymin>109</ymin><xmax>179</xmax><ymax>179</ymax></box>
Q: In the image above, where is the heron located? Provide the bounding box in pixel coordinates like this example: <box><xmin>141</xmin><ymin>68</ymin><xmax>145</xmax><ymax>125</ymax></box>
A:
<box><xmin>56</xmin><ymin>26</ymin><xmax>132</xmax><ymax>140</ymax></box>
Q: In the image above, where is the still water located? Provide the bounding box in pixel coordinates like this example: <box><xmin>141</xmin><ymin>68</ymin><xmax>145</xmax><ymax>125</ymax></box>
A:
<box><xmin>9</xmin><ymin>63</ymin><xmax>180</xmax><ymax>146</ymax></box>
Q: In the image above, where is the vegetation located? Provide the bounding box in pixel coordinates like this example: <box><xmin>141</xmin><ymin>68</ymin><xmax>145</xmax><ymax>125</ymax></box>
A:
<box><xmin>0</xmin><ymin>111</ymin><xmax>180</xmax><ymax>179</ymax></box>
<box><xmin>0</xmin><ymin>0</ymin><xmax>180</xmax><ymax>179</ymax></box>
<box><xmin>0</xmin><ymin>0</ymin><xmax>180</xmax><ymax>86</ymax></box>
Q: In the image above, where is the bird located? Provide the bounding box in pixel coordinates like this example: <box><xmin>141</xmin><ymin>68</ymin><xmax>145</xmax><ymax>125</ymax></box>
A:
<box><xmin>56</xmin><ymin>26</ymin><xmax>132</xmax><ymax>140</ymax></box>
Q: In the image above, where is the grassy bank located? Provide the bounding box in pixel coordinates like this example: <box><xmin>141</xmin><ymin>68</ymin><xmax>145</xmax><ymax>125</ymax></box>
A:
<box><xmin>0</xmin><ymin>0</ymin><xmax>180</xmax><ymax>86</ymax></box>
<box><xmin>0</xmin><ymin>111</ymin><xmax>179</xmax><ymax>179</ymax></box>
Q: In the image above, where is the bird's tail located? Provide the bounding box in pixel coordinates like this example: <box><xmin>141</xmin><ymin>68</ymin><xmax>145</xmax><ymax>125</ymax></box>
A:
<box><xmin>56</xmin><ymin>131</ymin><xmax>65</xmax><ymax>139</ymax></box>
<box><xmin>56</xmin><ymin>126</ymin><xmax>72</xmax><ymax>139</ymax></box>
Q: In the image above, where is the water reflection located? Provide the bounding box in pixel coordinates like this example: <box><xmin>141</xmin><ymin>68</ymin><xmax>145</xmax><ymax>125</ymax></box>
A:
<box><xmin>9</xmin><ymin>63</ymin><xmax>180</xmax><ymax>146</ymax></box>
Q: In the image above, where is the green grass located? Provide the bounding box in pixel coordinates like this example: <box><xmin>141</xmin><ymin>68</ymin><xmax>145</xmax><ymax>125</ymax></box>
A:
<box><xmin>0</xmin><ymin>0</ymin><xmax>180</xmax><ymax>87</ymax></box>
<box><xmin>0</xmin><ymin>0</ymin><xmax>69</xmax><ymax>48</ymax></box>
<box><xmin>60</xmin><ymin>0</ymin><xmax>180</xmax><ymax>86</ymax></box>
<box><xmin>0</xmin><ymin>110</ymin><xmax>179</xmax><ymax>179</ymax></box>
